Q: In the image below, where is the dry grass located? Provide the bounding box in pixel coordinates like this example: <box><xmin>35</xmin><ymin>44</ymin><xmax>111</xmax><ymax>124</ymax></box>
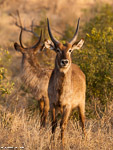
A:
<box><xmin>0</xmin><ymin>1</ymin><xmax>113</xmax><ymax>150</ymax></box>
<box><xmin>0</xmin><ymin>84</ymin><xmax>113</xmax><ymax>150</ymax></box>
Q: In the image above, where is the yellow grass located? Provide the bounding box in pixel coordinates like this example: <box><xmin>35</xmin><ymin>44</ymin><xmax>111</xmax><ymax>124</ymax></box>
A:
<box><xmin>0</xmin><ymin>89</ymin><xmax>113</xmax><ymax>150</ymax></box>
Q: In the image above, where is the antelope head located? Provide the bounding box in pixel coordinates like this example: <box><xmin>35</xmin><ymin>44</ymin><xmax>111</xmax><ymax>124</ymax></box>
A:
<box><xmin>45</xmin><ymin>18</ymin><xmax>84</xmax><ymax>73</ymax></box>
<box><xmin>14</xmin><ymin>29</ymin><xmax>44</xmax><ymax>65</ymax></box>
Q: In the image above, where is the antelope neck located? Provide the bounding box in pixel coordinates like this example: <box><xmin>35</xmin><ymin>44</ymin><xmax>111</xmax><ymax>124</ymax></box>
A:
<box><xmin>22</xmin><ymin>56</ymin><xmax>40</xmax><ymax>70</ymax></box>
<box><xmin>55</xmin><ymin>64</ymin><xmax>72</xmax><ymax>89</ymax></box>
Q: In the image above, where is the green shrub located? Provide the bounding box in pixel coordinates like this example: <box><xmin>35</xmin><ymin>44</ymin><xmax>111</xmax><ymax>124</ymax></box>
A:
<box><xmin>62</xmin><ymin>24</ymin><xmax>75</xmax><ymax>41</ymax></box>
<box><xmin>0</xmin><ymin>48</ymin><xmax>14</xmax><ymax>96</ymax></box>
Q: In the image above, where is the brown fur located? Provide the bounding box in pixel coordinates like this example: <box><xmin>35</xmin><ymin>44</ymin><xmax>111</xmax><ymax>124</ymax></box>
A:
<box><xmin>14</xmin><ymin>42</ymin><xmax>52</xmax><ymax>127</ymax></box>
<box><xmin>45</xmin><ymin>39</ymin><xmax>86</xmax><ymax>146</ymax></box>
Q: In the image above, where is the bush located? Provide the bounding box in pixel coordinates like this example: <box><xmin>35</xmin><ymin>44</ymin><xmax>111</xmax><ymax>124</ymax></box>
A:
<box><xmin>0</xmin><ymin>48</ymin><xmax>14</xmax><ymax>96</ymax></box>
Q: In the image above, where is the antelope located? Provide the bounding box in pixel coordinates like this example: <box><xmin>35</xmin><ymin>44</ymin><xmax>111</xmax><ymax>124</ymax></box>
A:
<box><xmin>14</xmin><ymin>29</ymin><xmax>52</xmax><ymax>126</ymax></box>
<box><xmin>45</xmin><ymin>18</ymin><xmax>86</xmax><ymax>146</ymax></box>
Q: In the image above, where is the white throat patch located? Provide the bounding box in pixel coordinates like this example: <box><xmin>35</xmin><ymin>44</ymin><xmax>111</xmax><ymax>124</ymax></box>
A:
<box><xmin>56</xmin><ymin>61</ymin><xmax>71</xmax><ymax>73</ymax></box>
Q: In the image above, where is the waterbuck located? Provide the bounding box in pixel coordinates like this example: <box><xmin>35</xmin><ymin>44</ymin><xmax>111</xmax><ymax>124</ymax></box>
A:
<box><xmin>14</xmin><ymin>29</ymin><xmax>52</xmax><ymax>126</ymax></box>
<box><xmin>45</xmin><ymin>18</ymin><xmax>86</xmax><ymax>145</ymax></box>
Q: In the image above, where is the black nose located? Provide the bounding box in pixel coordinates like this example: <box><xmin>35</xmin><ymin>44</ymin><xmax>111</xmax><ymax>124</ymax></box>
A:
<box><xmin>61</xmin><ymin>59</ymin><xmax>69</xmax><ymax>66</ymax></box>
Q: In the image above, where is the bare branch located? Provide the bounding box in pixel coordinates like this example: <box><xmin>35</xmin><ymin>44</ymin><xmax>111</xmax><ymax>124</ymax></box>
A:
<box><xmin>11</xmin><ymin>10</ymin><xmax>40</xmax><ymax>38</ymax></box>
<box><xmin>11</xmin><ymin>10</ymin><xmax>63</xmax><ymax>39</ymax></box>
<box><xmin>16</xmin><ymin>10</ymin><xmax>23</xmax><ymax>27</ymax></box>
<box><xmin>35</xmin><ymin>24</ymin><xmax>63</xmax><ymax>36</ymax></box>
<box><xmin>15</xmin><ymin>22</ymin><xmax>39</xmax><ymax>38</ymax></box>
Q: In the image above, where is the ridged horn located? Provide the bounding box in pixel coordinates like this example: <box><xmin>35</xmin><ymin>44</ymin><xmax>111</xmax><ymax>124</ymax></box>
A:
<box><xmin>19</xmin><ymin>28</ymin><xmax>24</xmax><ymax>48</ymax></box>
<box><xmin>69</xmin><ymin>18</ymin><xmax>80</xmax><ymax>45</ymax></box>
<box><xmin>47</xmin><ymin>18</ymin><xmax>59</xmax><ymax>46</ymax></box>
<box><xmin>19</xmin><ymin>28</ymin><xmax>42</xmax><ymax>49</ymax></box>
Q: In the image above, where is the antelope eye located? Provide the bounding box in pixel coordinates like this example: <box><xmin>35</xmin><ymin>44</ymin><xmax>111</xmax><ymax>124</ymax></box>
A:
<box><xmin>69</xmin><ymin>49</ymin><xmax>72</xmax><ymax>53</ymax></box>
<box><xmin>56</xmin><ymin>48</ymin><xmax>61</xmax><ymax>53</ymax></box>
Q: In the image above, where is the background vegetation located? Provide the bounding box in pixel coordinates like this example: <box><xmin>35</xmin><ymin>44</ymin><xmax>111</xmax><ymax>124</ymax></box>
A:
<box><xmin>0</xmin><ymin>48</ymin><xmax>14</xmax><ymax>96</ymax></box>
<box><xmin>0</xmin><ymin>2</ymin><xmax>113</xmax><ymax>150</ymax></box>
<box><xmin>71</xmin><ymin>4</ymin><xmax>113</xmax><ymax>118</ymax></box>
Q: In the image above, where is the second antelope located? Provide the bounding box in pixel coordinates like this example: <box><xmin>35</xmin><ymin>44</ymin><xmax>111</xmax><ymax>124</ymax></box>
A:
<box><xmin>45</xmin><ymin>18</ymin><xmax>86</xmax><ymax>146</ymax></box>
<box><xmin>14</xmin><ymin>29</ymin><xmax>52</xmax><ymax>126</ymax></box>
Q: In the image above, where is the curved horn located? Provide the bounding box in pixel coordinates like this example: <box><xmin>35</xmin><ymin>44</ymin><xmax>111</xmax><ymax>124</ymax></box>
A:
<box><xmin>19</xmin><ymin>28</ymin><xmax>42</xmax><ymax>49</ymax></box>
<box><xmin>47</xmin><ymin>18</ymin><xmax>59</xmax><ymax>46</ymax></box>
<box><xmin>69</xmin><ymin>18</ymin><xmax>80</xmax><ymax>45</ymax></box>
<box><xmin>31</xmin><ymin>29</ymin><xmax>42</xmax><ymax>49</ymax></box>
<box><xmin>19</xmin><ymin>28</ymin><xmax>25</xmax><ymax>48</ymax></box>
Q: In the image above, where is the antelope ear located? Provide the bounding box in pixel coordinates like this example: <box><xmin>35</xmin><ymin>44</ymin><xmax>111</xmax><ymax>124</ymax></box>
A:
<box><xmin>72</xmin><ymin>39</ymin><xmax>84</xmax><ymax>51</ymax></box>
<box><xmin>14</xmin><ymin>42</ymin><xmax>25</xmax><ymax>53</ymax></box>
<box><xmin>44</xmin><ymin>40</ymin><xmax>55</xmax><ymax>51</ymax></box>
